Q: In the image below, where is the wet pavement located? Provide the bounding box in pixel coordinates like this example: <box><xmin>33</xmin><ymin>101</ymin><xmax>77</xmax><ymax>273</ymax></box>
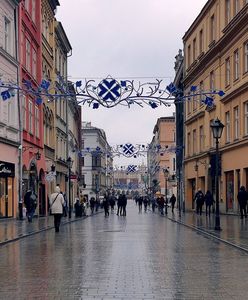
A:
<box><xmin>0</xmin><ymin>202</ymin><xmax>248</xmax><ymax>299</ymax></box>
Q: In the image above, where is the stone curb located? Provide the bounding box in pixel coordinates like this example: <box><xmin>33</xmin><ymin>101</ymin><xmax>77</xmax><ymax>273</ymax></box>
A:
<box><xmin>0</xmin><ymin>211</ymin><xmax>103</xmax><ymax>247</ymax></box>
<box><xmin>151</xmin><ymin>209</ymin><xmax>248</xmax><ymax>254</ymax></box>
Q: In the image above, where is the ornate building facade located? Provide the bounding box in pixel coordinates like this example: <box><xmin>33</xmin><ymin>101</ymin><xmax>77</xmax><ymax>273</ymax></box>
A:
<box><xmin>183</xmin><ymin>0</ymin><xmax>248</xmax><ymax>212</ymax></box>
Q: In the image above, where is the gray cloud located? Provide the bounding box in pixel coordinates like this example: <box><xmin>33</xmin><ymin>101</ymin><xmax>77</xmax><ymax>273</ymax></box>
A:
<box><xmin>56</xmin><ymin>0</ymin><xmax>206</xmax><ymax>165</ymax></box>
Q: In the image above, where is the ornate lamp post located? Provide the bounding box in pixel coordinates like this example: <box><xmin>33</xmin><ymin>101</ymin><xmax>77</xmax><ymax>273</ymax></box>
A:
<box><xmin>67</xmin><ymin>157</ymin><xmax>74</xmax><ymax>218</ymax></box>
<box><xmin>163</xmin><ymin>167</ymin><xmax>169</xmax><ymax>215</ymax></box>
<box><xmin>210</xmin><ymin>118</ymin><xmax>224</xmax><ymax>231</ymax></box>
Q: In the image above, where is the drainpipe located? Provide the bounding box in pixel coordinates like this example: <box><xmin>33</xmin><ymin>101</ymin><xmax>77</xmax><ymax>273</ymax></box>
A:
<box><xmin>15</xmin><ymin>5</ymin><xmax>23</xmax><ymax>219</ymax></box>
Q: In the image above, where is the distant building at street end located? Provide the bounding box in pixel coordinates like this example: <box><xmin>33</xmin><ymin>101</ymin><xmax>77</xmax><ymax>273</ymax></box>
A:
<box><xmin>147</xmin><ymin>116</ymin><xmax>176</xmax><ymax>198</ymax></box>
<box><xmin>81</xmin><ymin>122</ymin><xmax>113</xmax><ymax>201</ymax></box>
<box><xmin>183</xmin><ymin>0</ymin><xmax>248</xmax><ymax>213</ymax></box>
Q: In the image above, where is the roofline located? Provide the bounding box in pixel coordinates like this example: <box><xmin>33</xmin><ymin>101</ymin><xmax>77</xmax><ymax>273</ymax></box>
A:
<box><xmin>182</xmin><ymin>0</ymin><xmax>214</xmax><ymax>42</ymax></box>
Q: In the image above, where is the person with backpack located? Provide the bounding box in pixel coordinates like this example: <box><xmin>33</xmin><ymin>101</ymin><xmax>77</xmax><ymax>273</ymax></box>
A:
<box><xmin>50</xmin><ymin>186</ymin><xmax>65</xmax><ymax>232</ymax></box>
<box><xmin>24</xmin><ymin>189</ymin><xmax>37</xmax><ymax>223</ymax></box>
<box><xmin>194</xmin><ymin>189</ymin><xmax>204</xmax><ymax>215</ymax></box>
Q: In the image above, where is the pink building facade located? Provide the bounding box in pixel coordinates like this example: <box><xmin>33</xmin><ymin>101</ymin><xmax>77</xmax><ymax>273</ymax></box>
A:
<box><xmin>19</xmin><ymin>0</ymin><xmax>47</xmax><ymax>215</ymax></box>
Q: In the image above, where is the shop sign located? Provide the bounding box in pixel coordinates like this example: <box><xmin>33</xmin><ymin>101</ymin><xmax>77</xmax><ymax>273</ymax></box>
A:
<box><xmin>0</xmin><ymin>161</ymin><xmax>15</xmax><ymax>178</ymax></box>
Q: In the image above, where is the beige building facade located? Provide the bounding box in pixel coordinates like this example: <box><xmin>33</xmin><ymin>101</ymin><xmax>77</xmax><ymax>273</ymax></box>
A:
<box><xmin>148</xmin><ymin>116</ymin><xmax>176</xmax><ymax>198</ymax></box>
<box><xmin>183</xmin><ymin>0</ymin><xmax>248</xmax><ymax>212</ymax></box>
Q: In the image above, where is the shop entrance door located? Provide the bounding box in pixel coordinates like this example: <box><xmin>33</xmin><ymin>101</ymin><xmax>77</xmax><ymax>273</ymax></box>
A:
<box><xmin>0</xmin><ymin>178</ymin><xmax>13</xmax><ymax>218</ymax></box>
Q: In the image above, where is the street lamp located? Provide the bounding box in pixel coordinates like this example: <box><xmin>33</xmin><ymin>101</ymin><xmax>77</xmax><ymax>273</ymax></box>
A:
<box><xmin>210</xmin><ymin>118</ymin><xmax>224</xmax><ymax>231</ymax></box>
<box><xmin>67</xmin><ymin>156</ymin><xmax>74</xmax><ymax>218</ymax></box>
<box><xmin>163</xmin><ymin>167</ymin><xmax>169</xmax><ymax>215</ymax></box>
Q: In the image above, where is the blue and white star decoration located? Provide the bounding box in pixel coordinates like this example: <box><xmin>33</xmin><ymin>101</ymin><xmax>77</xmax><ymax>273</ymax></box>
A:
<box><xmin>0</xmin><ymin>76</ymin><xmax>225</xmax><ymax>109</ymax></box>
<box><xmin>79</xmin><ymin>143</ymin><xmax>183</xmax><ymax>159</ymax></box>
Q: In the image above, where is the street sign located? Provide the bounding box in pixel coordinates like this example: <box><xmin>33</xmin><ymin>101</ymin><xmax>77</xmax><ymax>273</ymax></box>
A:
<box><xmin>70</xmin><ymin>174</ymin><xmax>77</xmax><ymax>180</ymax></box>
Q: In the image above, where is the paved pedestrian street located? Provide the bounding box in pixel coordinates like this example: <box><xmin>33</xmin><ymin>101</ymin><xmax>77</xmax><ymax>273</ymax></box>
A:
<box><xmin>0</xmin><ymin>203</ymin><xmax>248</xmax><ymax>300</ymax></box>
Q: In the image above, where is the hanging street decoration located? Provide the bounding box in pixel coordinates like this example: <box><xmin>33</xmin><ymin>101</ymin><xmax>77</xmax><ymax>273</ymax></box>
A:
<box><xmin>0</xmin><ymin>76</ymin><xmax>225</xmax><ymax>109</ymax></box>
<box><xmin>79</xmin><ymin>143</ymin><xmax>183</xmax><ymax>159</ymax></box>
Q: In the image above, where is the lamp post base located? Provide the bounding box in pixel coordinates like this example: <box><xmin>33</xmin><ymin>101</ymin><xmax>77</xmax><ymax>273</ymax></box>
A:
<box><xmin>214</xmin><ymin>226</ymin><xmax>222</xmax><ymax>231</ymax></box>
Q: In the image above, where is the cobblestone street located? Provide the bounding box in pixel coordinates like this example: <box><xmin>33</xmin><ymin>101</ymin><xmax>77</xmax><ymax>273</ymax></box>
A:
<box><xmin>0</xmin><ymin>202</ymin><xmax>248</xmax><ymax>300</ymax></box>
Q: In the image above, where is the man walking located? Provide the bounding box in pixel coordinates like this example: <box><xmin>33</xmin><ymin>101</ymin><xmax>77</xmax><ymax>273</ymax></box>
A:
<box><xmin>194</xmin><ymin>189</ymin><xmax>204</xmax><ymax>215</ymax></box>
<box><xmin>24</xmin><ymin>189</ymin><xmax>37</xmax><ymax>222</ymax></box>
<box><xmin>170</xmin><ymin>194</ymin><xmax>176</xmax><ymax>213</ymax></box>
<box><xmin>237</xmin><ymin>186</ymin><xmax>248</xmax><ymax>219</ymax></box>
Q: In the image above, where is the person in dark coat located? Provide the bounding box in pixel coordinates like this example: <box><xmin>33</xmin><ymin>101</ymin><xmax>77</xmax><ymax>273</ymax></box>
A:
<box><xmin>194</xmin><ymin>189</ymin><xmax>204</xmax><ymax>215</ymax></box>
<box><xmin>90</xmin><ymin>197</ymin><xmax>95</xmax><ymax>214</ymax></box>
<box><xmin>237</xmin><ymin>186</ymin><xmax>248</xmax><ymax>219</ymax></box>
<box><xmin>204</xmin><ymin>190</ymin><xmax>214</xmax><ymax>217</ymax></box>
<box><xmin>138</xmin><ymin>196</ymin><xmax>143</xmax><ymax>213</ymax></box>
<box><xmin>109</xmin><ymin>194</ymin><xmax>116</xmax><ymax>212</ymax></box>
<box><xmin>24</xmin><ymin>189</ymin><xmax>37</xmax><ymax>222</ymax></box>
<box><xmin>159</xmin><ymin>196</ymin><xmax>165</xmax><ymax>215</ymax></box>
<box><xmin>122</xmin><ymin>192</ymin><xmax>127</xmax><ymax>216</ymax></box>
<box><xmin>103</xmin><ymin>194</ymin><xmax>110</xmax><ymax>217</ymax></box>
<box><xmin>74</xmin><ymin>198</ymin><xmax>82</xmax><ymax>217</ymax></box>
<box><xmin>143</xmin><ymin>197</ymin><xmax>148</xmax><ymax>212</ymax></box>
<box><xmin>170</xmin><ymin>194</ymin><xmax>176</xmax><ymax>213</ymax></box>
<box><xmin>117</xmin><ymin>194</ymin><xmax>123</xmax><ymax>216</ymax></box>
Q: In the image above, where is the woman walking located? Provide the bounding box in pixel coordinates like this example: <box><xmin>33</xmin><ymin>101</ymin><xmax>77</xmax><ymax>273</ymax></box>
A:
<box><xmin>50</xmin><ymin>186</ymin><xmax>65</xmax><ymax>232</ymax></box>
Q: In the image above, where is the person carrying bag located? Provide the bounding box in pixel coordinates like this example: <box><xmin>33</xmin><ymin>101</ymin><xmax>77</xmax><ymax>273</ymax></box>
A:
<box><xmin>50</xmin><ymin>186</ymin><xmax>65</xmax><ymax>232</ymax></box>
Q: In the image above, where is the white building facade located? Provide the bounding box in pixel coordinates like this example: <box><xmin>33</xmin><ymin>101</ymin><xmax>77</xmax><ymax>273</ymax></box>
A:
<box><xmin>0</xmin><ymin>0</ymin><xmax>20</xmax><ymax>218</ymax></box>
<box><xmin>81</xmin><ymin>122</ymin><xmax>113</xmax><ymax>200</ymax></box>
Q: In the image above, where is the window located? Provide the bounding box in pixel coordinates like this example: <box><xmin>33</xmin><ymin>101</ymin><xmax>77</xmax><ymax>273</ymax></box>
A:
<box><xmin>245</xmin><ymin>102</ymin><xmax>248</xmax><ymax>136</ymax></box>
<box><xmin>193</xmin><ymin>94</ymin><xmax>198</xmax><ymax>111</ymax></box>
<box><xmin>193</xmin><ymin>129</ymin><xmax>197</xmax><ymax>154</ymax></box>
<box><xmin>32</xmin><ymin>47</ymin><xmax>37</xmax><ymax>79</ymax></box>
<box><xmin>244</xmin><ymin>42</ymin><xmax>248</xmax><ymax>73</ymax></box>
<box><xmin>234</xmin><ymin>50</ymin><xmax>239</xmax><ymax>80</ymax></box>
<box><xmin>199</xmin><ymin>29</ymin><xmax>203</xmax><ymax>54</ymax></box>
<box><xmin>7</xmin><ymin>100</ymin><xmax>13</xmax><ymax>124</ymax></box>
<box><xmin>35</xmin><ymin>106</ymin><xmax>39</xmax><ymax>138</ymax></box>
<box><xmin>225</xmin><ymin>0</ymin><xmax>231</xmax><ymax>24</ymax></box>
<box><xmin>225</xmin><ymin>111</ymin><xmax>230</xmax><ymax>142</ymax></box>
<box><xmin>31</xmin><ymin>0</ymin><xmax>36</xmax><ymax>22</ymax></box>
<box><xmin>210</xmin><ymin>14</ymin><xmax>215</xmax><ymax>42</ymax></box>
<box><xmin>234</xmin><ymin>0</ymin><xmax>240</xmax><ymax>14</ymax></box>
<box><xmin>193</xmin><ymin>38</ymin><xmax>196</xmax><ymax>61</ymax></box>
<box><xmin>234</xmin><ymin>106</ymin><xmax>239</xmax><ymax>139</ymax></box>
<box><xmin>187</xmin><ymin>132</ymin><xmax>191</xmax><ymax>156</ymax></box>
<box><xmin>200</xmin><ymin>126</ymin><xmax>204</xmax><ymax>152</ymax></box>
<box><xmin>4</xmin><ymin>17</ymin><xmax>11</xmax><ymax>54</ymax></box>
<box><xmin>22</xmin><ymin>96</ymin><xmax>27</xmax><ymax>130</ymax></box>
<box><xmin>210</xmin><ymin>71</ymin><xmax>215</xmax><ymax>90</ymax></box>
<box><xmin>28</xmin><ymin>100</ymin><xmax>33</xmax><ymax>134</ymax></box>
<box><xmin>225</xmin><ymin>57</ymin><xmax>231</xmax><ymax>86</ymax></box>
<box><xmin>25</xmin><ymin>0</ymin><xmax>30</xmax><ymax>12</ymax></box>
<box><xmin>187</xmin><ymin>44</ymin><xmax>191</xmax><ymax>67</ymax></box>
<box><xmin>26</xmin><ymin>39</ymin><xmax>31</xmax><ymax>72</ymax></box>
<box><xmin>187</xmin><ymin>96</ymin><xmax>191</xmax><ymax>114</ymax></box>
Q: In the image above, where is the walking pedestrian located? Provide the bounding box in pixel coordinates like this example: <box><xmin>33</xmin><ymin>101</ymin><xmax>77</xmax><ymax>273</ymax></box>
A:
<box><xmin>159</xmin><ymin>196</ymin><xmax>165</xmax><ymax>215</ymax></box>
<box><xmin>117</xmin><ymin>194</ymin><xmax>123</xmax><ymax>216</ymax></box>
<box><xmin>237</xmin><ymin>186</ymin><xmax>248</xmax><ymax>219</ymax></box>
<box><xmin>50</xmin><ymin>186</ymin><xmax>65</xmax><ymax>232</ymax></box>
<box><xmin>90</xmin><ymin>197</ymin><xmax>95</xmax><ymax>214</ymax></box>
<box><xmin>143</xmin><ymin>196</ymin><xmax>148</xmax><ymax>212</ymax></box>
<box><xmin>204</xmin><ymin>190</ymin><xmax>214</xmax><ymax>217</ymax></box>
<box><xmin>74</xmin><ymin>198</ymin><xmax>82</xmax><ymax>217</ymax></box>
<box><xmin>122</xmin><ymin>192</ymin><xmax>127</xmax><ymax>216</ymax></box>
<box><xmin>170</xmin><ymin>194</ymin><xmax>176</xmax><ymax>213</ymax></box>
<box><xmin>151</xmin><ymin>196</ymin><xmax>156</xmax><ymax>212</ymax></box>
<box><xmin>138</xmin><ymin>196</ymin><xmax>143</xmax><ymax>213</ymax></box>
<box><xmin>24</xmin><ymin>189</ymin><xmax>37</xmax><ymax>222</ymax></box>
<box><xmin>109</xmin><ymin>194</ymin><xmax>116</xmax><ymax>212</ymax></box>
<box><xmin>194</xmin><ymin>189</ymin><xmax>204</xmax><ymax>215</ymax></box>
<box><xmin>103</xmin><ymin>194</ymin><xmax>110</xmax><ymax>217</ymax></box>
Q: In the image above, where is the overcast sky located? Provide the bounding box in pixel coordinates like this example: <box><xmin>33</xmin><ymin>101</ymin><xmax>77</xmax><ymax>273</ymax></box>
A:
<box><xmin>56</xmin><ymin>0</ymin><xmax>206</xmax><ymax>166</ymax></box>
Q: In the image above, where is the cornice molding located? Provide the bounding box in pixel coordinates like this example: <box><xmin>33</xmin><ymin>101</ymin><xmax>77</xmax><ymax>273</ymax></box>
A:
<box><xmin>185</xmin><ymin>110</ymin><xmax>205</xmax><ymax>125</ymax></box>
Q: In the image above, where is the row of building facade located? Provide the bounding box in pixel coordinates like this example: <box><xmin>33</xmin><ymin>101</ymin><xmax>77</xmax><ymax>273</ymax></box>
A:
<box><xmin>174</xmin><ymin>0</ymin><xmax>248</xmax><ymax>213</ymax></box>
<box><xmin>0</xmin><ymin>0</ymin><xmax>82</xmax><ymax>218</ymax></box>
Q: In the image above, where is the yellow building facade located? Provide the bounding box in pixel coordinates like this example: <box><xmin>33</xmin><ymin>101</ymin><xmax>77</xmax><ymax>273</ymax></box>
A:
<box><xmin>183</xmin><ymin>0</ymin><xmax>248</xmax><ymax>213</ymax></box>
<box><xmin>41</xmin><ymin>0</ymin><xmax>60</xmax><ymax>198</ymax></box>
